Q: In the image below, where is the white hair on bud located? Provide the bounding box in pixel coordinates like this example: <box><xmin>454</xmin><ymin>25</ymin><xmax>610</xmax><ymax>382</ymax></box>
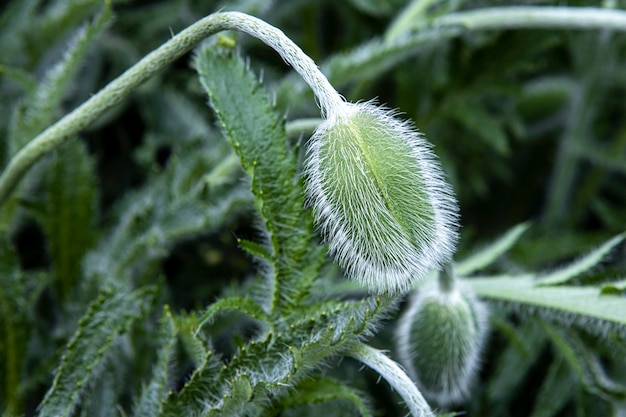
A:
<box><xmin>395</xmin><ymin>279</ymin><xmax>489</xmax><ymax>405</ymax></box>
<box><xmin>305</xmin><ymin>101</ymin><xmax>459</xmax><ymax>294</ymax></box>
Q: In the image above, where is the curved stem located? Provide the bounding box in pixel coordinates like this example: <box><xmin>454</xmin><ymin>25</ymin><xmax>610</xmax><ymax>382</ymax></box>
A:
<box><xmin>346</xmin><ymin>342</ymin><xmax>434</xmax><ymax>417</ymax></box>
<box><xmin>434</xmin><ymin>6</ymin><xmax>626</xmax><ymax>32</ymax></box>
<box><xmin>0</xmin><ymin>11</ymin><xmax>342</xmax><ymax>206</ymax></box>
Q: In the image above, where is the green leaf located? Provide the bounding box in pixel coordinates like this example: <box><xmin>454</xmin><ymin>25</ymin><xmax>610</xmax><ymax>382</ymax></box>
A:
<box><xmin>529</xmin><ymin>356</ymin><xmax>574</xmax><ymax>417</ymax></box>
<box><xmin>83</xmin><ymin>139</ymin><xmax>250</xmax><ymax>289</ymax></box>
<box><xmin>196</xmin><ymin>297</ymin><xmax>270</xmax><ymax>334</ymax></box>
<box><xmin>164</xmin><ymin>296</ymin><xmax>388</xmax><ymax>416</ymax></box>
<box><xmin>486</xmin><ymin>319</ymin><xmax>548</xmax><ymax>411</ymax></box>
<box><xmin>0</xmin><ymin>0</ymin><xmax>38</xmax><ymax>67</ymax></box>
<box><xmin>346</xmin><ymin>0</ymin><xmax>402</xmax><ymax>17</ymax></box>
<box><xmin>77</xmin><ymin>342</ymin><xmax>127</xmax><ymax>417</ymax></box>
<box><xmin>134</xmin><ymin>307</ymin><xmax>177</xmax><ymax>417</ymax></box>
<box><xmin>538</xmin><ymin>232</ymin><xmax>625</xmax><ymax>286</ymax></box>
<box><xmin>441</xmin><ymin>93</ymin><xmax>511</xmax><ymax>155</ymax></box>
<box><xmin>38</xmin><ymin>285</ymin><xmax>154</xmax><ymax>417</ymax></box>
<box><xmin>196</xmin><ymin>45</ymin><xmax>320</xmax><ymax>310</ymax></box>
<box><xmin>0</xmin><ymin>239</ymin><xmax>29</xmax><ymax>416</ymax></box>
<box><xmin>161</xmin><ymin>350</ymin><xmax>232</xmax><ymax>417</ymax></box>
<box><xmin>469</xmin><ymin>276</ymin><xmax>626</xmax><ymax>329</ymax></box>
<box><xmin>174</xmin><ymin>311</ymin><xmax>207</xmax><ymax>368</ymax></box>
<box><xmin>237</xmin><ymin>238</ymin><xmax>272</xmax><ymax>262</ymax></box>
<box><xmin>0</xmin><ymin>64</ymin><xmax>36</xmax><ymax>93</ymax></box>
<box><xmin>280</xmin><ymin>376</ymin><xmax>372</xmax><ymax>417</ymax></box>
<box><xmin>39</xmin><ymin>139</ymin><xmax>97</xmax><ymax>301</ymax></box>
<box><xmin>37</xmin><ymin>0</ymin><xmax>109</xmax><ymax>53</ymax></box>
<box><xmin>386</xmin><ymin>0</ymin><xmax>432</xmax><ymax>40</ymax></box>
<box><xmin>456</xmin><ymin>222</ymin><xmax>531</xmax><ymax>276</ymax></box>
<box><xmin>9</xmin><ymin>3</ymin><xmax>111</xmax><ymax>153</ymax></box>
<box><xmin>539</xmin><ymin>323</ymin><xmax>626</xmax><ymax>399</ymax></box>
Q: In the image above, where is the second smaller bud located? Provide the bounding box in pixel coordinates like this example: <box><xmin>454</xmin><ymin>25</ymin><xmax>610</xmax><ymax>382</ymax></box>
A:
<box><xmin>395</xmin><ymin>270</ymin><xmax>488</xmax><ymax>405</ymax></box>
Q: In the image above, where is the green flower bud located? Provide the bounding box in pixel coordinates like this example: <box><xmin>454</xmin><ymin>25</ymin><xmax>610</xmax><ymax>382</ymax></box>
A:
<box><xmin>305</xmin><ymin>101</ymin><xmax>458</xmax><ymax>294</ymax></box>
<box><xmin>395</xmin><ymin>277</ymin><xmax>488</xmax><ymax>405</ymax></box>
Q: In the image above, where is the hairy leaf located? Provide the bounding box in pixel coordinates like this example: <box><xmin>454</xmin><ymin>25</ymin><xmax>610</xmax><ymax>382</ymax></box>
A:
<box><xmin>280</xmin><ymin>376</ymin><xmax>372</xmax><ymax>417</ymax></box>
<box><xmin>38</xmin><ymin>140</ymin><xmax>97</xmax><ymax>300</ymax></box>
<box><xmin>164</xmin><ymin>296</ymin><xmax>388</xmax><ymax>416</ymax></box>
<box><xmin>469</xmin><ymin>276</ymin><xmax>626</xmax><ymax>331</ymax></box>
<box><xmin>0</xmin><ymin>239</ymin><xmax>30</xmax><ymax>416</ymax></box>
<box><xmin>196</xmin><ymin>45</ymin><xmax>321</xmax><ymax>310</ymax></box>
<box><xmin>196</xmin><ymin>297</ymin><xmax>270</xmax><ymax>333</ymax></box>
<box><xmin>9</xmin><ymin>3</ymin><xmax>111</xmax><ymax>153</ymax></box>
<box><xmin>38</xmin><ymin>286</ymin><xmax>154</xmax><ymax>417</ymax></box>
<box><xmin>134</xmin><ymin>307</ymin><xmax>177</xmax><ymax>417</ymax></box>
<box><xmin>538</xmin><ymin>232</ymin><xmax>625</xmax><ymax>285</ymax></box>
<box><xmin>83</xmin><ymin>139</ymin><xmax>249</xmax><ymax>290</ymax></box>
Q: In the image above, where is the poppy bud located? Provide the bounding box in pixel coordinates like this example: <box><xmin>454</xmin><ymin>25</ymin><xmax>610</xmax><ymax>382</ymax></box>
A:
<box><xmin>305</xmin><ymin>101</ymin><xmax>458</xmax><ymax>294</ymax></box>
<box><xmin>395</xmin><ymin>277</ymin><xmax>488</xmax><ymax>404</ymax></box>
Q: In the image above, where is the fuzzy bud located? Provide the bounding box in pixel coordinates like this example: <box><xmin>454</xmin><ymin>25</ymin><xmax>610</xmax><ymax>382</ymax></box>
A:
<box><xmin>305</xmin><ymin>101</ymin><xmax>458</xmax><ymax>294</ymax></box>
<box><xmin>395</xmin><ymin>277</ymin><xmax>488</xmax><ymax>405</ymax></box>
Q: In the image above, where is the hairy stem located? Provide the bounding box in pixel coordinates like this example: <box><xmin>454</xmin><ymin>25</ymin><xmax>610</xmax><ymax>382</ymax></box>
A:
<box><xmin>0</xmin><ymin>11</ymin><xmax>342</xmax><ymax>206</ymax></box>
<box><xmin>346</xmin><ymin>342</ymin><xmax>434</xmax><ymax>417</ymax></box>
<box><xmin>434</xmin><ymin>6</ymin><xmax>626</xmax><ymax>32</ymax></box>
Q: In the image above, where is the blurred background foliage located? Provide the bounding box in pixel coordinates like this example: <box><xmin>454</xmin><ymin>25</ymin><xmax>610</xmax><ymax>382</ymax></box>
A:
<box><xmin>1</xmin><ymin>0</ymin><xmax>625</xmax><ymax>416</ymax></box>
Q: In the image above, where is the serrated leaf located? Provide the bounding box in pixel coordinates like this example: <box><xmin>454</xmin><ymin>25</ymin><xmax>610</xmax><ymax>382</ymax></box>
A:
<box><xmin>220</xmin><ymin>373</ymin><xmax>255</xmax><ymax>416</ymax></box>
<box><xmin>38</xmin><ymin>285</ymin><xmax>154</xmax><ymax>417</ymax></box>
<box><xmin>0</xmin><ymin>64</ymin><xmax>36</xmax><ymax>93</ymax></box>
<box><xmin>196</xmin><ymin>297</ymin><xmax>270</xmax><ymax>335</ymax></box>
<box><xmin>37</xmin><ymin>0</ymin><xmax>107</xmax><ymax>52</ymax></box>
<box><xmin>77</xmin><ymin>342</ymin><xmax>127</xmax><ymax>417</ymax></box>
<box><xmin>40</xmin><ymin>139</ymin><xmax>97</xmax><ymax>300</ymax></box>
<box><xmin>196</xmin><ymin>46</ymin><xmax>320</xmax><ymax>309</ymax></box>
<box><xmin>456</xmin><ymin>222</ymin><xmax>531</xmax><ymax>276</ymax></box>
<box><xmin>9</xmin><ymin>3</ymin><xmax>111</xmax><ymax>153</ymax></box>
<box><xmin>281</xmin><ymin>376</ymin><xmax>373</xmax><ymax>417</ymax></box>
<box><xmin>174</xmin><ymin>311</ymin><xmax>207</xmax><ymax>367</ymax></box>
<box><xmin>83</xmin><ymin>141</ymin><xmax>250</xmax><ymax>289</ymax></box>
<box><xmin>164</xmin><ymin>296</ymin><xmax>388</xmax><ymax>416</ymax></box>
<box><xmin>538</xmin><ymin>232</ymin><xmax>625</xmax><ymax>286</ymax></box>
<box><xmin>161</xmin><ymin>349</ymin><xmax>229</xmax><ymax>417</ymax></box>
<box><xmin>134</xmin><ymin>307</ymin><xmax>177</xmax><ymax>417</ymax></box>
<box><xmin>237</xmin><ymin>238</ymin><xmax>272</xmax><ymax>262</ymax></box>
